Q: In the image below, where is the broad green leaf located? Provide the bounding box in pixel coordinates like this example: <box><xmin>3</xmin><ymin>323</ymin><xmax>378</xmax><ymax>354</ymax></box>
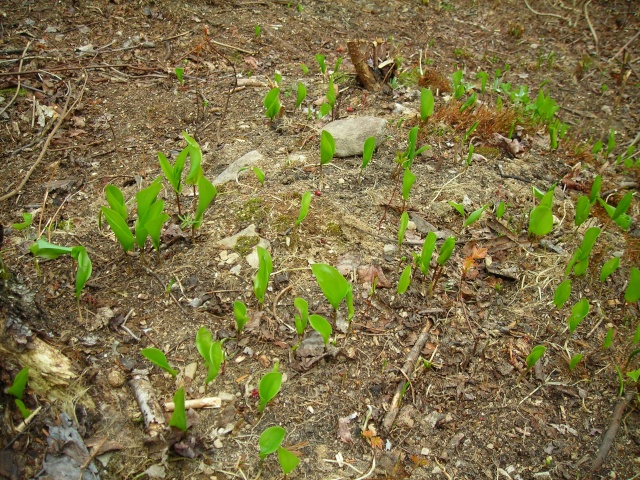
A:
<box><xmin>420</xmin><ymin>232</ymin><xmax>437</xmax><ymax>276</ymax></box>
<box><xmin>464</xmin><ymin>120</ymin><xmax>479</xmax><ymax>143</ymax></box>
<box><xmin>196</xmin><ymin>327</ymin><xmax>213</xmax><ymax>361</ymax></box>
<box><xmin>259</xmin><ymin>426</ymin><xmax>286</xmax><ymax>460</ymax></box>
<box><xmin>295</xmin><ymin>82</ymin><xmax>307</xmax><ymax>109</ymax></box>
<box><xmin>553</xmin><ymin>279</ymin><xmax>571</xmax><ymax>309</ymax></box>
<box><xmin>627</xmin><ymin>368</ymin><xmax>640</xmax><ymax>383</ymax></box>
<box><xmin>253</xmin><ymin>167</ymin><xmax>265</xmax><ymax>185</ymax></box>
<box><xmin>611</xmin><ymin>192</ymin><xmax>633</xmax><ymax>220</ymax></box>
<box><xmin>105</xmin><ymin>184</ymin><xmax>127</xmax><ymax>221</ymax></box>
<box><xmin>194</xmin><ymin>176</ymin><xmax>217</xmax><ymax>229</ymax></box>
<box><xmin>600</xmin><ymin>257</ymin><xmax>620</xmax><ymax>282</ymax></box>
<box><xmin>258</xmin><ymin>368</ymin><xmax>282</xmax><ymax>412</ymax></box>
<box><xmin>407</xmin><ymin>126</ymin><xmax>419</xmax><ymax>162</ymax></box>
<box><xmin>296</xmin><ymin>191</ymin><xmax>312</xmax><ymax>226</ymax></box>
<box><xmin>603</xmin><ymin>327</ymin><xmax>614</xmax><ymax>350</ymax></box>
<box><xmin>311</xmin><ymin>263</ymin><xmax>349</xmax><ymax>311</ymax></box>
<box><xmin>575</xmin><ymin>196</ymin><xmax>591</xmax><ymax>226</ymax></box>
<box><xmin>141</xmin><ymin>347</ymin><xmax>178</xmax><ymax>376</ymax></box>
<box><xmin>398</xmin><ymin>212</ymin><xmax>409</xmax><ymax>246</ymax></box>
<box><xmin>460</xmin><ymin>92</ymin><xmax>477</xmax><ymax>113</ymax></box>
<box><xmin>540</xmin><ymin>186</ymin><xmax>555</xmax><ymax>209</ymax></box>
<box><xmin>7</xmin><ymin>368</ymin><xmax>29</xmax><ymax>399</ymax></box>
<box><xmin>135</xmin><ymin>198</ymin><xmax>165</xmax><ymax>249</ymax></box>
<box><xmin>361</xmin><ymin>136</ymin><xmax>376</xmax><ymax>170</ymax></box>
<box><xmin>525</xmin><ymin>345</ymin><xmax>546</xmax><ymax>369</ymax></box>
<box><xmin>168</xmin><ymin>387</ymin><xmax>187</xmax><ymax>432</ymax></box>
<box><xmin>528</xmin><ymin>205</ymin><xmax>553</xmax><ymax>236</ymax></box>
<box><xmin>625</xmin><ymin>267</ymin><xmax>640</xmax><ymax>303</ymax></box>
<box><xmin>437</xmin><ymin>237</ymin><xmax>456</xmax><ymax>266</ymax></box>
<box><xmin>398</xmin><ymin>265</ymin><xmax>412</xmax><ymax>294</ymax></box>
<box><xmin>294</xmin><ymin>298</ymin><xmax>309</xmax><ymax>335</ymax></box>
<box><xmin>315</xmin><ymin>53</ymin><xmax>326</xmax><ymax>74</ymax></box>
<box><xmin>253</xmin><ymin>247</ymin><xmax>273</xmax><ymax>304</ymax></box>
<box><xmin>145</xmin><ymin>213</ymin><xmax>169</xmax><ymax>251</ymax></box>
<box><xmin>136</xmin><ymin>180</ymin><xmax>163</xmax><ymax>223</ymax></box>
<box><xmin>449</xmin><ymin>201</ymin><xmax>465</xmax><ymax>217</ymax></box>
<box><xmin>206</xmin><ymin>342</ymin><xmax>224</xmax><ymax>384</ymax></box>
<box><xmin>326</xmin><ymin>77</ymin><xmax>336</xmax><ymax>108</ymax></box>
<box><xmin>71</xmin><ymin>246</ymin><xmax>92</xmax><ymax>298</ymax></box>
<box><xmin>496</xmin><ymin>201</ymin><xmax>506</xmax><ymax>219</ymax></box>
<box><xmin>277</xmin><ymin>447</ymin><xmax>300</xmax><ymax>474</ymax></box>
<box><xmin>318</xmin><ymin>102</ymin><xmax>332</xmax><ymax>118</ymax></box>
<box><xmin>29</xmin><ymin>239</ymin><xmax>73</xmax><ymax>259</ymax></box>
<box><xmin>402</xmin><ymin>169</ymin><xmax>416</xmax><ymax>202</ymax></box>
<box><xmin>591</xmin><ymin>140</ymin><xmax>603</xmax><ymax>154</ymax></box>
<box><xmin>264</xmin><ymin>87</ymin><xmax>280</xmax><ymax>110</ymax></box>
<box><xmin>184</xmin><ymin>133</ymin><xmax>203</xmax><ymax>185</ymax></box>
<box><xmin>233</xmin><ymin>301</ymin><xmax>249</xmax><ymax>334</ymax></box>
<box><xmin>309</xmin><ymin>314</ymin><xmax>332</xmax><ymax>346</ymax></box>
<box><xmin>101</xmin><ymin>207</ymin><xmax>135</xmax><ymax>252</ymax></box>
<box><xmin>598</xmin><ymin>198</ymin><xmax>632</xmax><ymax>230</ymax></box>
<box><xmin>320</xmin><ymin>130</ymin><xmax>336</xmax><ymax>165</ymax></box>
<box><xmin>464</xmin><ymin>205</ymin><xmax>486</xmax><ymax>228</ymax></box>
<box><xmin>158</xmin><ymin>152</ymin><xmax>184</xmax><ymax>194</ymax></box>
<box><xmin>15</xmin><ymin>399</ymin><xmax>31</xmax><ymax>419</ymax></box>
<box><xmin>567</xmin><ymin>298</ymin><xmax>590</xmax><ymax>334</ymax></box>
<box><xmin>420</xmin><ymin>88</ymin><xmax>434</xmax><ymax>121</ymax></box>
<box><xmin>569</xmin><ymin>354</ymin><xmax>583</xmax><ymax>371</ymax></box>
<box><xmin>12</xmin><ymin>212</ymin><xmax>33</xmax><ymax>231</ymax></box>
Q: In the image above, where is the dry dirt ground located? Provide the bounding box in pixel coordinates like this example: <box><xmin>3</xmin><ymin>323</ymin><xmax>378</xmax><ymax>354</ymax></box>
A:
<box><xmin>1</xmin><ymin>0</ymin><xmax>640</xmax><ymax>479</ymax></box>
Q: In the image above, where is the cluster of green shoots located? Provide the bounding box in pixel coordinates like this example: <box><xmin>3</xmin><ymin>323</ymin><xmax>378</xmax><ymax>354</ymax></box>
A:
<box><xmin>7</xmin><ymin>367</ymin><xmax>31</xmax><ymax>419</ymax></box>
<box><xmin>592</xmin><ymin>129</ymin><xmax>638</xmax><ymax>168</ymax></box>
<box><xmin>101</xmin><ymin>132</ymin><xmax>217</xmax><ymax>255</ymax></box>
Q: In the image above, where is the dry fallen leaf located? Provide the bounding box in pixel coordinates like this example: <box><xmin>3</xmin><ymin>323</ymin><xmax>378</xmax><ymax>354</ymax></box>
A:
<box><xmin>337</xmin><ymin>416</ymin><xmax>353</xmax><ymax>443</ymax></box>
<box><xmin>357</xmin><ymin>264</ymin><xmax>391</xmax><ymax>288</ymax></box>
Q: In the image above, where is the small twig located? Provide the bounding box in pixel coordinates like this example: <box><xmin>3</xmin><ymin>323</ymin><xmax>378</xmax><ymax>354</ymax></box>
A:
<box><xmin>354</xmin><ymin>457</ymin><xmax>376</xmax><ymax>480</ymax></box>
<box><xmin>77</xmin><ymin>436</ymin><xmax>107</xmax><ymax>480</ymax></box>
<box><xmin>583</xmin><ymin>0</ymin><xmax>598</xmax><ymax>53</ymax></box>
<box><xmin>209</xmin><ymin>38</ymin><xmax>255</xmax><ymax>55</ymax></box>
<box><xmin>0</xmin><ymin>41</ymin><xmax>30</xmax><ymax>118</ymax></box>
<box><xmin>608</xmin><ymin>30</ymin><xmax>640</xmax><ymax>64</ymax></box>
<box><xmin>0</xmin><ymin>75</ymin><xmax>87</xmax><ymax>202</ymax></box>
<box><xmin>272</xmin><ymin>285</ymin><xmax>295</xmax><ymax>332</ymax></box>
<box><xmin>591</xmin><ymin>389</ymin><xmax>636</xmax><ymax>471</ymax></box>
<box><xmin>15</xmin><ymin>405</ymin><xmax>42</xmax><ymax>434</ymax></box>
<box><xmin>523</xmin><ymin>0</ymin><xmax>570</xmax><ymax>24</ymax></box>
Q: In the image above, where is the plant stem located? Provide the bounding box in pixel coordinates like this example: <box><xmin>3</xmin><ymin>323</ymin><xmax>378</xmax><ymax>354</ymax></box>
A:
<box><xmin>175</xmin><ymin>191</ymin><xmax>182</xmax><ymax>217</ymax></box>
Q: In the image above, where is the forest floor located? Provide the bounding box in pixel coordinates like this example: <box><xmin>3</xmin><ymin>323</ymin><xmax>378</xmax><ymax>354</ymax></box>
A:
<box><xmin>1</xmin><ymin>0</ymin><xmax>640</xmax><ymax>479</ymax></box>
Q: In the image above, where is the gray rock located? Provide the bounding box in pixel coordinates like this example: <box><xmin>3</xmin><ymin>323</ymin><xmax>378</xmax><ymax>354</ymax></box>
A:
<box><xmin>215</xmin><ymin>224</ymin><xmax>258</xmax><ymax>249</ymax></box>
<box><xmin>322</xmin><ymin>117</ymin><xmax>387</xmax><ymax>157</ymax></box>
<box><xmin>212</xmin><ymin>150</ymin><xmax>263</xmax><ymax>185</ymax></box>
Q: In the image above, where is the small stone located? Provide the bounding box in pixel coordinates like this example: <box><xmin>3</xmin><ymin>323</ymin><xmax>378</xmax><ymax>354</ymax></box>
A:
<box><xmin>421</xmin><ymin>447</ymin><xmax>430</xmax><ymax>456</ymax></box>
<box><xmin>407</xmin><ymin>221</ymin><xmax>416</xmax><ymax>231</ymax></box>
<box><xmin>107</xmin><ymin>369</ymin><xmax>125</xmax><ymax>388</ymax></box>
<box><xmin>184</xmin><ymin>362</ymin><xmax>198</xmax><ymax>379</ymax></box>
<box><xmin>213</xmin><ymin>438</ymin><xmax>223</xmax><ymax>449</ymax></box>
<box><xmin>322</xmin><ymin>117</ymin><xmax>387</xmax><ymax>157</ymax></box>
<box><xmin>218</xmin><ymin>392</ymin><xmax>235</xmax><ymax>403</ymax></box>
<box><xmin>229</xmin><ymin>265</ymin><xmax>241</xmax><ymax>275</ymax></box>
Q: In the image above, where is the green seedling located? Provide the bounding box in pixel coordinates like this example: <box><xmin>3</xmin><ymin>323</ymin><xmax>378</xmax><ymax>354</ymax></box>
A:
<box><xmin>476</xmin><ymin>71</ymin><xmax>488</xmax><ymax>94</ymax></box>
<box><xmin>258</xmin><ymin>363</ymin><xmax>282</xmax><ymax>412</ymax></box>
<box><xmin>420</xmin><ymin>87</ymin><xmax>434</xmax><ymax>122</ymax></box>
<box><xmin>360</xmin><ymin>136</ymin><xmax>376</xmax><ymax>181</ymax></box>
<box><xmin>315</xmin><ymin>54</ymin><xmax>327</xmax><ymax>75</ymax></box>
<box><xmin>141</xmin><ymin>347</ymin><xmax>178</xmax><ymax>377</ymax></box>
<box><xmin>569</xmin><ymin>353</ymin><xmax>583</xmax><ymax>371</ymax></box>
<box><xmin>600</xmin><ymin>257</ymin><xmax>620</xmax><ymax>282</ymax></box>
<box><xmin>194</xmin><ymin>176</ymin><xmax>217</xmax><ymax>232</ymax></box>
<box><xmin>101</xmin><ymin>205</ymin><xmax>135</xmax><ymax>252</ymax></box>
<box><xmin>183</xmin><ymin>132</ymin><xmax>203</xmax><ymax>188</ymax></box>
<box><xmin>460</xmin><ymin>92</ymin><xmax>477</xmax><ymax>113</ymax></box>
<box><xmin>553</xmin><ymin>279</ymin><xmax>571</xmax><ymax>309</ymax></box>
<box><xmin>627</xmin><ymin>369</ymin><xmax>640</xmax><ymax>384</ymax></box>
<box><xmin>590</xmin><ymin>175</ymin><xmax>601</xmax><ymax>203</ymax></box>
<box><xmin>528</xmin><ymin>184</ymin><xmax>555</xmax><ymax>236</ymax></box>
<box><xmin>319</xmin><ymin>77</ymin><xmax>337</xmax><ymax>118</ymax></box>
<box><xmin>135</xmin><ymin>179</ymin><xmax>168</xmax><ymax>250</ymax></box>
<box><xmin>309</xmin><ymin>314</ymin><xmax>332</xmax><ymax>346</ymax></box>
<box><xmin>452</xmin><ymin>70</ymin><xmax>465</xmax><ymax>98</ymax></box>
<box><xmin>603</xmin><ymin>327</ymin><xmax>614</xmax><ymax>350</ymax></box>
<box><xmin>8</xmin><ymin>368</ymin><xmax>30</xmax><ymax>418</ymax></box>
<box><xmin>466</xmin><ymin>143</ymin><xmax>475</xmax><ymax>167</ymax></box>
<box><xmin>300</xmin><ymin>63</ymin><xmax>309</xmax><ymax>74</ymax></box>
<box><xmin>517</xmin><ymin>345</ymin><xmax>546</xmax><ymax>384</ymax></box>
<box><xmin>625</xmin><ymin>267</ymin><xmax>640</xmax><ymax>303</ymax></box>
<box><xmin>567</xmin><ymin>298</ymin><xmax>590</xmax><ymax>334</ymax></box>
<box><xmin>398</xmin><ymin>265</ymin><xmax>412</xmax><ymax>294</ymax></box>
<box><xmin>295</xmin><ymin>191</ymin><xmax>312</xmax><ymax>227</ymax></box>
<box><xmin>254</xmin><ymin>246</ymin><xmax>273</xmax><ymax>305</ymax></box>
<box><xmin>606</xmin><ymin>129</ymin><xmax>616</xmax><ymax>157</ymax></box>
<box><xmin>264</xmin><ymin>88</ymin><xmax>281</xmax><ymax>121</ymax></box>
<box><xmin>295</xmin><ymin>82</ymin><xmax>307</xmax><ymax>109</ymax></box>
<box><xmin>574</xmin><ymin>196</ymin><xmax>591</xmax><ymax>226</ymax></box>
<box><xmin>259</xmin><ymin>426</ymin><xmax>300</xmax><ymax>475</ymax></box>
<box><xmin>175</xmin><ymin>67</ymin><xmax>184</xmax><ymax>84</ymax></box>
<box><xmin>12</xmin><ymin>213</ymin><xmax>33</xmax><ymax>233</ymax></box>
<box><xmin>401</xmin><ymin>168</ymin><xmax>416</xmax><ymax>211</ymax></box>
<box><xmin>404</xmin><ymin>126</ymin><xmax>430</xmax><ymax>169</ymax></box>
<box><xmin>429</xmin><ymin>236</ymin><xmax>455</xmax><ymax>296</ymax></box>
<box><xmin>527</xmin><ymin>89</ymin><xmax>559</xmax><ymax>123</ymax></box>
<box><xmin>597</xmin><ymin>198</ymin><xmax>632</xmax><ymax>230</ymax></box>
<box><xmin>311</xmin><ymin>263</ymin><xmax>350</xmax><ymax>316</ymax></box>
<box><xmin>565</xmin><ymin>227</ymin><xmax>601</xmax><ymax>276</ymax></box>
<box><xmin>549</xmin><ymin>122</ymin><xmax>558</xmax><ymax>150</ymax></box>
<box><xmin>274</xmin><ymin>71</ymin><xmax>282</xmax><ymax>86</ymax></box>
<box><xmin>253</xmin><ymin>166</ymin><xmax>265</xmax><ymax>185</ymax></box>
<box><xmin>30</xmin><ymin>239</ymin><xmax>92</xmax><ymax>299</ymax></box>
<box><xmin>293</xmin><ymin>297</ymin><xmax>309</xmax><ymax>336</ymax></box>
<box><xmin>417</xmin><ymin>231</ymin><xmax>437</xmax><ymax>277</ymax></box>
<box><xmin>398</xmin><ymin>211</ymin><xmax>409</xmax><ymax>246</ymax></box>
<box><xmin>169</xmin><ymin>387</ymin><xmax>187</xmax><ymax>432</ymax></box>
<box><xmin>592</xmin><ymin>141</ymin><xmax>603</xmax><ymax>155</ymax></box>
<box><xmin>319</xmin><ymin>130</ymin><xmax>336</xmax><ymax>174</ymax></box>
<box><xmin>254</xmin><ymin>25</ymin><xmax>261</xmax><ymax>38</ymax></box>
<box><xmin>496</xmin><ymin>201</ymin><xmax>506</xmax><ymax>219</ymax></box>
<box><xmin>233</xmin><ymin>301</ymin><xmax>250</xmax><ymax>335</ymax></box>
<box><xmin>196</xmin><ymin>327</ymin><xmax>225</xmax><ymax>384</ymax></box>
<box><xmin>448</xmin><ymin>202</ymin><xmax>487</xmax><ymax>229</ymax></box>
<box><xmin>158</xmin><ymin>144</ymin><xmax>188</xmax><ymax>216</ymax></box>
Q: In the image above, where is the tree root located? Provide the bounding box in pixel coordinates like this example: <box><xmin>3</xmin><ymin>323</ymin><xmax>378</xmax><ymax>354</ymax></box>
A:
<box><xmin>591</xmin><ymin>388</ymin><xmax>636</xmax><ymax>471</ymax></box>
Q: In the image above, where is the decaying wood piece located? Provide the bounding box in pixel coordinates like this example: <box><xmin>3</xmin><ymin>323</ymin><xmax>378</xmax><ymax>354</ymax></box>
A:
<box><xmin>591</xmin><ymin>389</ymin><xmax>636</xmax><ymax>471</ymax></box>
<box><xmin>164</xmin><ymin>396</ymin><xmax>222</xmax><ymax>411</ymax></box>
<box><xmin>382</xmin><ymin>319</ymin><xmax>433</xmax><ymax>432</ymax></box>
<box><xmin>129</xmin><ymin>373</ymin><xmax>166</xmax><ymax>437</ymax></box>
<box><xmin>347</xmin><ymin>40</ymin><xmax>380</xmax><ymax>92</ymax></box>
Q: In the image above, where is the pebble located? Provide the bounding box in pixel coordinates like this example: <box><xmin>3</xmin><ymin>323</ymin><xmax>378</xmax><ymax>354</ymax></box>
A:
<box><xmin>107</xmin><ymin>370</ymin><xmax>125</xmax><ymax>388</ymax></box>
<box><xmin>213</xmin><ymin>438</ymin><xmax>223</xmax><ymax>449</ymax></box>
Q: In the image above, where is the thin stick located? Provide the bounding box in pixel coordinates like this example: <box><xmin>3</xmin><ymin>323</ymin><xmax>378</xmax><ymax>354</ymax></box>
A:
<box><xmin>0</xmin><ymin>75</ymin><xmax>87</xmax><ymax>202</ymax></box>
<box><xmin>591</xmin><ymin>389</ymin><xmax>636</xmax><ymax>471</ymax></box>
<box><xmin>382</xmin><ymin>319</ymin><xmax>432</xmax><ymax>432</ymax></box>
<box><xmin>608</xmin><ymin>30</ymin><xmax>640</xmax><ymax>64</ymax></box>
<box><xmin>272</xmin><ymin>285</ymin><xmax>295</xmax><ymax>332</ymax></box>
<box><xmin>210</xmin><ymin>39</ymin><xmax>255</xmax><ymax>55</ymax></box>
<box><xmin>77</xmin><ymin>436</ymin><xmax>107</xmax><ymax>480</ymax></box>
<box><xmin>583</xmin><ymin>0</ymin><xmax>598</xmax><ymax>53</ymax></box>
<box><xmin>523</xmin><ymin>0</ymin><xmax>570</xmax><ymax>23</ymax></box>
<box><xmin>0</xmin><ymin>41</ymin><xmax>30</xmax><ymax>118</ymax></box>
<box><xmin>354</xmin><ymin>457</ymin><xmax>376</xmax><ymax>480</ymax></box>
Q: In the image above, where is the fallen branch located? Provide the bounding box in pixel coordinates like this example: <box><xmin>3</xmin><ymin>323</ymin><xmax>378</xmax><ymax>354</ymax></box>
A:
<box><xmin>164</xmin><ymin>396</ymin><xmax>222</xmax><ymax>411</ymax></box>
<box><xmin>129</xmin><ymin>374</ymin><xmax>166</xmax><ymax>437</ymax></box>
<box><xmin>0</xmin><ymin>41</ymin><xmax>30</xmax><ymax>118</ymax></box>
<box><xmin>591</xmin><ymin>388</ymin><xmax>637</xmax><ymax>471</ymax></box>
<box><xmin>0</xmin><ymin>75</ymin><xmax>87</xmax><ymax>203</ymax></box>
<box><xmin>382</xmin><ymin>319</ymin><xmax>433</xmax><ymax>432</ymax></box>
<box><xmin>347</xmin><ymin>40</ymin><xmax>380</xmax><ymax>92</ymax></box>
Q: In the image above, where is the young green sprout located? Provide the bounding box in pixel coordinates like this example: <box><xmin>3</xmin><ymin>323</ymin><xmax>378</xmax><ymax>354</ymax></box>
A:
<box><xmin>293</xmin><ymin>297</ymin><xmax>309</xmax><ymax>337</ymax></box>
<box><xmin>258</xmin><ymin>363</ymin><xmax>282</xmax><ymax>413</ymax></box>
<box><xmin>420</xmin><ymin>87</ymin><xmax>434</xmax><ymax>122</ymax></box>
<box><xmin>359</xmin><ymin>136</ymin><xmax>376</xmax><ymax>182</ymax></box>
<box><xmin>401</xmin><ymin>168</ymin><xmax>416</xmax><ymax>211</ymax></box>
<box><xmin>517</xmin><ymin>345</ymin><xmax>546</xmax><ymax>385</ymax></box>
<box><xmin>315</xmin><ymin>53</ymin><xmax>327</xmax><ymax>75</ymax></box>
<box><xmin>309</xmin><ymin>314</ymin><xmax>332</xmax><ymax>346</ymax></box>
<box><xmin>319</xmin><ymin>130</ymin><xmax>336</xmax><ymax>177</ymax></box>
<box><xmin>259</xmin><ymin>426</ymin><xmax>300</xmax><ymax>475</ymax></box>
<box><xmin>295</xmin><ymin>82</ymin><xmax>307</xmax><ymax>109</ymax></box>
<box><xmin>565</xmin><ymin>227</ymin><xmax>601</xmax><ymax>277</ymax></box>
<box><xmin>264</xmin><ymin>88</ymin><xmax>281</xmax><ymax>121</ymax></box>
<box><xmin>233</xmin><ymin>301</ymin><xmax>250</xmax><ymax>335</ymax></box>
<box><xmin>397</xmin><ymin>265</ymin><xmax>412</xmax><ymax>295</ymax></box>
<box><xmin>141</xmin><ymin>347</ymin><xmax>178</xmax><ymax>377</ymax></box>
<box><xmin>398</xmin><ymin>211</ymin><xmax>409</xmax><ymax>246</ymax></box>
<box><xmin>175</xmin><ymin>67</ymin><xmax>184</xmax><ymax>84</ymax></box>
<box><xmin>8</xmin><ymin>367</ymin><xmax>31</xmax><ymax>419</ymax></box>
<box><xmin>295</xmin><ymin>191</ymin><xmax>312</xmax><ymax>227</ymax></box>
<box><xmin>567</xmin><ymin>298</ymin><xmax>590</xmax><ymax>334</ymax></box>
<box><xmin>553</xmin><ymin>279</ymin><xmax>571</xmax><ymax>309</ymax></box>
<box><xmin>528</xmin><ymin>184</ymin><xmax>555</xmax><ymax>237</ymax></box>
<box><xmin>253</xmin><ymin>166</ymin><xmax>265</xmax><ymax>186</ymax></box>
<box><xmin>169</xmin><ymin>387</ymin><xmax>187</xmax><ymax>432</ymax></box>
<box><xmin>429</xmin><ymin>237</ymin><xmax>456</xmax><ymax>297</ymax></box>
<box><xmin>254</xmin><ymin>246</ymin><xmax>273</xmax><ymax>306</ymax></box>
<box><xmin>625</xmin><ymin>268</ymin><xmax>640</xmax><ymax>303</ymax></box>
<box><xmin>196</xmin><ymin>327</ymin><xmax>225</xmax><ymax>384</ymax></box>
<box><xmin>311</xmin><ymin>263</ymin><xmax>353</xmax><ymax>324</ymax></box>
<box><xmin>569</xmin><ymin>353</ymin><xmax>583</xmax><ymax>371</ymax></box>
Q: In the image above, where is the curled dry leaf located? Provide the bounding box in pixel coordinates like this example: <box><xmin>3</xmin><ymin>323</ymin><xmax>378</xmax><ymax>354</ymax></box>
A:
<box><xmin>337</xmin><ymin>416</ymin><xmax>354</xmax><ymax>443</ymax></box>
<box><xmin>357</xmin><ymin>264</ymin><xmax>391</xmax><ymax>288</ymax></box>
<box><xmin>494</xmin><ymin>133</ymin><xmax>525</xmax><ymax>156</ymax></box>
<box><xmin>336</xmin><ymin>252</ymin><xmax>361</xmax><ymax>276</ymax></box>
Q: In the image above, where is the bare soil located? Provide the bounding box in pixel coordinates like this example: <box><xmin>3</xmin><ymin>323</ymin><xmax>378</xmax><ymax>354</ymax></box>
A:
<box><xmin>1</xmin><ymin>0</ymin><xmax>640</xmax><ymax>479</ymax></box>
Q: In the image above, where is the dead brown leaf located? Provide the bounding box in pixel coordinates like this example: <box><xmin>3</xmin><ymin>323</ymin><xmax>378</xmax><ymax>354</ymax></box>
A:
<box><xmin>357</xmin><ymin>264</ymin><xmax>391</xmax><ymax>288</ymax></box>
